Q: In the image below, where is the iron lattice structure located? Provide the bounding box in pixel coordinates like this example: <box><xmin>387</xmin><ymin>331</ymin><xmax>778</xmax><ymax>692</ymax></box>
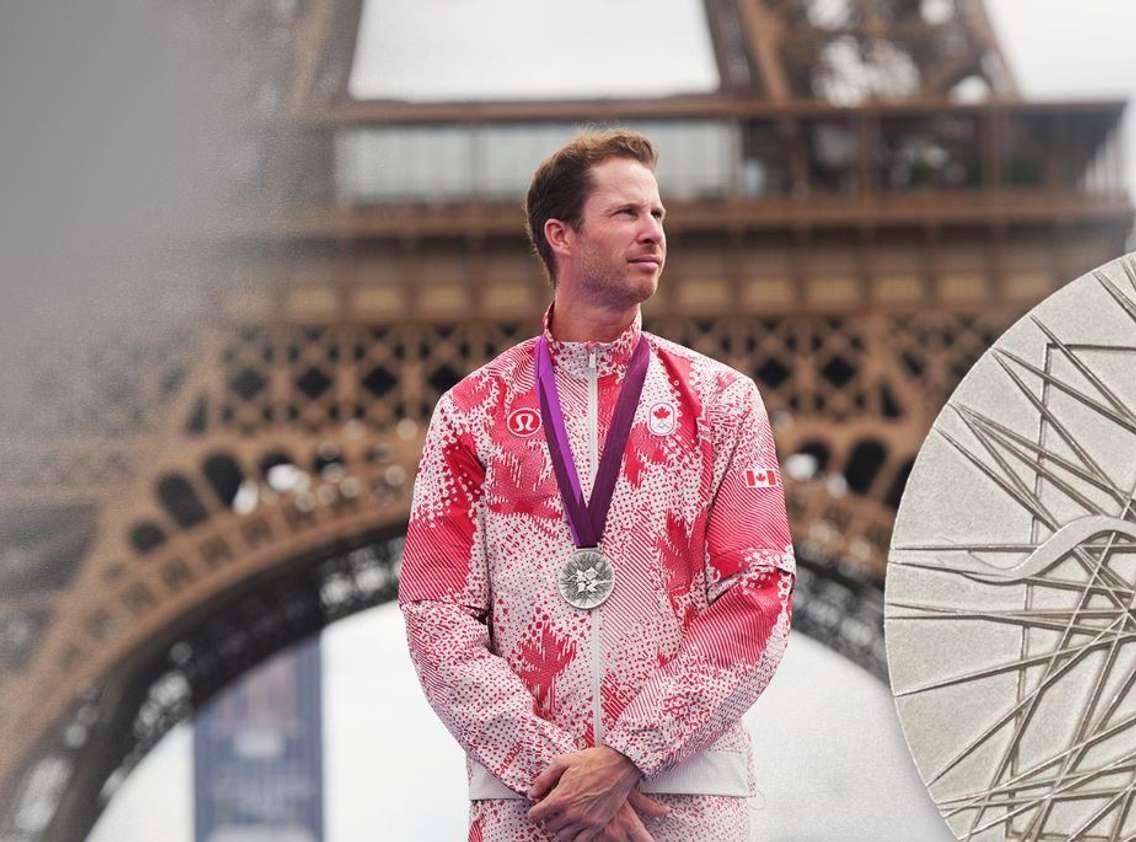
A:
<box><xmin>0</xmin><ymin>1</ymin><xmax>1131</xmax><ymax>840</ymax></box>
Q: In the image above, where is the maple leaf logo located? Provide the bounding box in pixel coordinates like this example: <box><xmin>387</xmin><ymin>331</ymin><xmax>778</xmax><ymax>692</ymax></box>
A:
<box><xmin>653</xmin><ymin>406</ymin><xmax>671</xmax><ymax>419</ymax></box>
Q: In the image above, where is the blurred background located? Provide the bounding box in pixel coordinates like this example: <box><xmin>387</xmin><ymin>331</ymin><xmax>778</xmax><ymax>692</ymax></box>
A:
<box><xmin>0</xmin><ymin>1</ymin><xmax>1133</xmax><ymax>840</ymax></box>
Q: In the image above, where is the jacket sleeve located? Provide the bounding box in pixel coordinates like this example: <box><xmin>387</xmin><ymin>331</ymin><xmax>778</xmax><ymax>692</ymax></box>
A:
<box><xmin>603</xmin><ymin>375</ymin><xmax>795</xmax><ymax>778</ymax></box>
<box><xmin>398</xmin><ymin>388</ymin><xmax>578</xmax><ymax>795</ymax></box>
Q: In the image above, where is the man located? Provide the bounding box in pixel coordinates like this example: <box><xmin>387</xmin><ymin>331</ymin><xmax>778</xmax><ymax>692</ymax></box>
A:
<box><xmin>399</xmin><ymin>129</ymin><xmax>795</xmax><ymax>841</ymax></box>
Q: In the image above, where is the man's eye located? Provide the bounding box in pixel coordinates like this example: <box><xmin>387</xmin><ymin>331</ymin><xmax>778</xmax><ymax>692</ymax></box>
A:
<box><xmin>620</xmin><ymin>208</ymin><xmax>636</xmax><ymax>216</ymax></box>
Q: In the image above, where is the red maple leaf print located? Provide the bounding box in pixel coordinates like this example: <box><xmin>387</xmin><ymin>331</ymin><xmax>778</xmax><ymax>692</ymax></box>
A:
<box><xmin>624</xmin><ymin>420</ymin><xmax>669</xmax><ymax>487</ymax></box>
<box><xmin>514</xmin><ymin>625</ymin><xmax>577</xmax><ymax>716</ymax></box>
<box><xmin>653</xmin><ymin>405</ymin><xmax>671</xmax><ymax>419</ymax></box>
<box><xmin>487</xmin><ymin>456</ymin><xmax>560</xmax><ymax>520</ymax></box>
<box><xmin>450</xmin><ymin>374</ymin><xmax>495</xmax><ymax>415</ymax></box>
<box><xmin>656</xmin><ymin>510</ymin><xmax>707</xmax><ymax>612</ymax></box>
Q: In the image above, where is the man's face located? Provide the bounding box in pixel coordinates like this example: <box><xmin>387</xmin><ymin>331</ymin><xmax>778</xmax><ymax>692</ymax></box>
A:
<box><xmin>565</xmin><ymin>157</ymin><xmax>666</xmax><ymax>309</ymax></box>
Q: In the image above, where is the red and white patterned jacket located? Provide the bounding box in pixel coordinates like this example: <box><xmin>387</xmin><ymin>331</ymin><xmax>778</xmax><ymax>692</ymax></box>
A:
<box><xmin>399</xmin><ymin>304</ymin><xmax>795</xmax><ymax>802</ymax></box>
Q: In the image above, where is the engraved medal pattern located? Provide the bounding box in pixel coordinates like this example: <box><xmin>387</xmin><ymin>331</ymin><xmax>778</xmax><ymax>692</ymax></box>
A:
<box><xmin>558</xmin><ymin>548</ymin><xmax>616</xmax><ymax>609</ymax></box>
<box><xmin>886</xmin><ymin>254</ymin><xmax>1136</xmax><ymax>842</ymax></box>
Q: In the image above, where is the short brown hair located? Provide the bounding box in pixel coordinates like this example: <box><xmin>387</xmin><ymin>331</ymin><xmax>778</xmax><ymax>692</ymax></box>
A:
<box><xmin>525</xmin><ymin>128</ymin><xmax>657</xmax><ymax>286</ymax></box>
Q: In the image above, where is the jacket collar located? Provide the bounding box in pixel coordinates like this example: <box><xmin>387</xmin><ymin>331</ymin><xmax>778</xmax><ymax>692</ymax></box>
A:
<box><xmin>539</xmin><ymin>301</ymin><xmax>643</xmax><ymax>379</ymax></box>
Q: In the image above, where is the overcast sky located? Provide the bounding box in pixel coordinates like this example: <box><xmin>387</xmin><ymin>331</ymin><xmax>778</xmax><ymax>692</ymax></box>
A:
<box><xmin>349</xmin><ymin>0</ymin><xmax>1136</xmax><ymax>198</ymax></box>
<box><xmin>988</xmin><ymin>0</ymin><xmax>1135</xmax><ymax>198</ymax></box>
<box><xmin>349</xmin><ymin>0</ymin><xmax>719</xmax><ymax>99</ymax></box>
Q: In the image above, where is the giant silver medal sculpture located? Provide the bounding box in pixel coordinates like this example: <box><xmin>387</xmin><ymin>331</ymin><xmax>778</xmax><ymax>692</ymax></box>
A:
<box><xmin>886</xmin><ymin>254</ymin><xmax>1136</xmax><ymax>841</ymax></box>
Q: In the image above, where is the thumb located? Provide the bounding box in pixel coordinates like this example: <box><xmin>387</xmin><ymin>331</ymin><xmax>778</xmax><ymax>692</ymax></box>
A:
<box><xmin>527</xmin><ymin>758</ymin><xmax>568</xmax><ymax>801</ymax></box>
<box><xmin>628</xmin><ymin>789</ymin><xmax>671</xmax><ymax>818</ymax></box>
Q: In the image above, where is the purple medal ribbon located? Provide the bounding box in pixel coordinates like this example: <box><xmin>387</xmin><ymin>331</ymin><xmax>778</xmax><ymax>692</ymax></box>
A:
<box><xmin>535</xmin><ymin>333</ymin><xmax>650</xmax><ymax>549</ymax></box>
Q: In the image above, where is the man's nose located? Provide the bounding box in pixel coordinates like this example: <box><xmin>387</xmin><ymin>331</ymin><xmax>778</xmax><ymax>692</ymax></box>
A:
<box><xmin>637</xmin><ymin>215</ymin><xmax>664</xmax><ymax>245</ymax></box>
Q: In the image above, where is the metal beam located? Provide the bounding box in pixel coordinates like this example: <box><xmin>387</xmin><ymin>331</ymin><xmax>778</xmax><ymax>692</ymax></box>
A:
<box><xmin>737</xmin><ymin>0</ymin><xmax>792</xmax><ymax>102</ymax></box>
<box><xmin>291</xmin><ymin>95</ymin><xmax>1128</xmax><ymax>127</ymax></box>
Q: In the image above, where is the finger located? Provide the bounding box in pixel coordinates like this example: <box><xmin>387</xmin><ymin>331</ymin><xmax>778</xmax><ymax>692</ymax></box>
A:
<box><xmin>528</xmin><ymin>796</ymin><xmax>561</xmax><ymax>822</ymax></box>
<box><xmin>557</xmin><ymin>825</ymin><xmax>595</xmax><ymax>842</ymax></box>
<box><xmin>528</xmin><ymin>778</ymin><xmax>569</xmax><ymax>820</ymax></box>
<box><xmin>626</xmin><ymin>809</ymin><xmax>656</xmax><ymax>842</ymax></box>
<box><xmin>599</xmin><ymin>821</ymin><xmax>626</xmax><ymax>842</ymax></box>
<box><xmin>628</xmin><ymin>790</ymin><xmax>671</xmax><ymax>818</ymax></box>
<box><xmin>554</xmin><ymin>825</ymin><xmax>582</xmax><ymax>842</ymax></box>
<box><xmin>528</xmin><ymin>759</ymin><xmax>568</xmax><ymax>801</ymax></box>
<box><xmin>544</xmin><ymin>809</ymin><xmax>577</xmax><ymax>835</ymax></box>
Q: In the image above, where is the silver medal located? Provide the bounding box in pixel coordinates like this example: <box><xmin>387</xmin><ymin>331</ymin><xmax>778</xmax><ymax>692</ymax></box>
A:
<box><xmin>558</xmin><ymin>548</ymin><xmax>615</xmax><ymax>609</ymax></box>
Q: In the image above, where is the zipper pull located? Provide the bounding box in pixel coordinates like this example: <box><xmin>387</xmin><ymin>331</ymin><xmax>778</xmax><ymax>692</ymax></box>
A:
<box><xmin>588</xmin><ymin>346</ymin><xmax>597</xmax><ymax>372</ymax></box>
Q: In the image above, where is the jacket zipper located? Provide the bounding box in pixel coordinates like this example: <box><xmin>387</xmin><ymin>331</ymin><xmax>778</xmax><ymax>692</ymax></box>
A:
<box><xmin>587</xmin><ymin>346</ymin><xmax>604</xmax><ymax>745</ymax></box>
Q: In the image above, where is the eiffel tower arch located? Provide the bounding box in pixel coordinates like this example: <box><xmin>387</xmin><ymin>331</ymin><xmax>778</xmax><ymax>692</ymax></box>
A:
<box><xmin>0</xmin><ymin>2</ymin><xmax>1131</xmax><ymax>839</ymax></box>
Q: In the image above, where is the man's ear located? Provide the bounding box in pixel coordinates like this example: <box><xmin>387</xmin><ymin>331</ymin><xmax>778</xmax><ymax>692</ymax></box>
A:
<box><xmin>544</xmin><ymin>218</ymin><xmax>574</xmax><ymax>260</ymax></box>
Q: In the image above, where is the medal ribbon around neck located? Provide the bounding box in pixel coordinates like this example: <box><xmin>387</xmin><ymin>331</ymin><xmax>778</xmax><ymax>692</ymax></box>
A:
<box><xmin>535</xmin><ymin>333</ymin><xmax>650</xmax><ymax>549</ymax></box>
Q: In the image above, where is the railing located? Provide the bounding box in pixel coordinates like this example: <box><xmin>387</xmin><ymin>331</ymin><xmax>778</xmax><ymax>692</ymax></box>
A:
<box><xmin>334</xmin><ymin>120</ymin><xmax>740</xmax><ymax>203</ymax></box>
<box><xmin>327</xmin><ymin>105</ymin><xmax>1129</xmax><ymax>206</ymax></box>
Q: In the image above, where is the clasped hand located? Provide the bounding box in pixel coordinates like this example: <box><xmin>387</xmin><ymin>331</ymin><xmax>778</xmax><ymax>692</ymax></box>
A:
<box><xmin>526</xmin><ymin>746</ymin><xmax>670</xmax><ymax>841</ymax></box>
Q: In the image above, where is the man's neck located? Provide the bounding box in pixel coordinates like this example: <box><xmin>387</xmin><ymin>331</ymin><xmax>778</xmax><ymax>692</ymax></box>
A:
<box><xmin>549</xmin><ymin>292</ymin><xmax>638</xmax><ymax>343</ymax></box>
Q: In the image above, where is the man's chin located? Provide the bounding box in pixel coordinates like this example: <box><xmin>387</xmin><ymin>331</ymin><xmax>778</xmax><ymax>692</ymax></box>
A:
<box><xmin>577</xmin><ymin>272</ymin><xmax>659</xmax><ymax>309</ymax></box>
<box><xmin>630</xmin><ymin>273</ymin><xmax>659</xmax><ymax>305</ymax></box>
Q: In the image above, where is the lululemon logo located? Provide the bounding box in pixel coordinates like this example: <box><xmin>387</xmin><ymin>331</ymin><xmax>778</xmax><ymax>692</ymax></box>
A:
<box><xmin>648</xmin><ymin>401</ymin><xmax>677</xmax><ymax>436</ymax></box>
<box><xmin>507</xmin><ymin>407</ymin><xmax>542</xmax><ymax>437</ymax></box>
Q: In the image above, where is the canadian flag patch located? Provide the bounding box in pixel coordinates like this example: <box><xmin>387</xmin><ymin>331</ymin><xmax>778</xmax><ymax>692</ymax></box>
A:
<box><xmin>744</xmin><ymin>467</ymin><xmax>780</xmax><ymax>488</ymax></box>
<box><xmin>648</xmin><ymin>401</ymin><xmax>677</xmax><ymax>436</ymax></box>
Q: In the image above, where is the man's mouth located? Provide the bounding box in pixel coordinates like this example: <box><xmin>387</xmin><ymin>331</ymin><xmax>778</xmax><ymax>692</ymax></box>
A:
<box><xmin>629</xmin><ymin>256</ymin><xmax>662</xmax><ymax>269</ymax></box>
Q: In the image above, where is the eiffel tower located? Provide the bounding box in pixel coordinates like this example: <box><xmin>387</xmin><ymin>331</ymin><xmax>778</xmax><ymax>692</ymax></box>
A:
<box><xmin>0</xmin><ymin>2</ymin><xmax>1130</xmax><ymax>839</ymax></box>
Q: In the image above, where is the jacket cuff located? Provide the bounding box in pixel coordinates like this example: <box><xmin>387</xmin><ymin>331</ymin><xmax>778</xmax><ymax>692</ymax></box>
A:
<box><xmin>603</xmin><ymin>729</ymin><xmax>666</xmax><ymax>779</ymax></box>
<box><xmin>479</xmin><ymin>729</ymin><xmax>578</xmax><ymax>795</ymax></box>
